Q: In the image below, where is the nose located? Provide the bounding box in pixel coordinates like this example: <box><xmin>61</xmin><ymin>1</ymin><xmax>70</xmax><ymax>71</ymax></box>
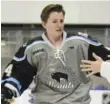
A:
<box><xmin>57</xmin><ymin>22</ymin><xmax>63</xmax><ymax>28</ymax></box>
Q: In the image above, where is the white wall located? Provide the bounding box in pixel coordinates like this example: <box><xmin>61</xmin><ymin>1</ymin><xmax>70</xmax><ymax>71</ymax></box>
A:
<box><xmin>1</xmin><ymin>1</ymin><xmax>110</xmax><ymax>24</ymax></box>
<box><xmin>79</xmin><ymin>1</ymin><xmax>110</xmax><ymax>24</ymax></box>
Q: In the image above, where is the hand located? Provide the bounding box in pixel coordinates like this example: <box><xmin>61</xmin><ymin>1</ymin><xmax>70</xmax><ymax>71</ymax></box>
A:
<box><xmin>1</xmin><ymin>94</ymin><xmax>10</xmax><ymax>104</ymax></box>
<box><xmin>1</xmin><ymin>82</ymin><xmax>17</xmax><ymax>103</ymax></box>
<box><xmin>1</xmin><ymin>87</ymin><xmax>14</xmax><ymax>104</ymax></box>
<box><xmin>80</xmin><ymin>53</ymin><xmax>103</xmax><ymax>77</ymax></box>
<box><xmin>1</xmin><ymin>93</ymin><xmax>15</xmax><ymax>104</ymax></box>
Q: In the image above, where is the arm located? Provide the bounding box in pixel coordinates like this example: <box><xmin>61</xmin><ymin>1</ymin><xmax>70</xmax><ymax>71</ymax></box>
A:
<box><xmin>77</xmin><ymin>32</ymin><xmax>110</xmax><ymax>61</ymax></box>
<box><xmin>79</xmin><ymin>33</ymin><xmax>110</xmax><ymax>76</ymax></box>
<box><xmin>80</xmin><ymin>53</ymin><xmax>110</xmax><ymax>83</ymax></box>
<box><xmin>1</xmin><ymin>44</ymin><xmax>37</xmax><ymax>100</ymax></box>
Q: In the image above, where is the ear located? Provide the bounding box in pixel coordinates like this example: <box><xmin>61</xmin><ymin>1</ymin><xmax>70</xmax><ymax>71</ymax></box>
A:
<box><xmin>41</xmin><ymin>21</ymin><xmax>46</xmax><ymax>29</ymax></box>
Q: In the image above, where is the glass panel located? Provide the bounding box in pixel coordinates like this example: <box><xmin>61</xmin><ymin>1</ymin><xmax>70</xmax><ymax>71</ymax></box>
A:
<box><xmin>85</xmin><ymin>28</ymin><xmax>105</xmax><ymax>45</ymax></box>
<box><xmin>1</xmin><ymin>25</ymin><xmax>110</xmax><ymax>74</ymax></box>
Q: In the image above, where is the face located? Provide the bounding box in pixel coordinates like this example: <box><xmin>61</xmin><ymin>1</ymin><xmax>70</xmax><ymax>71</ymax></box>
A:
<box><xmin>42</xmin><ymin>12</ymin><xmax>64</xmax><ymax>39</ymax></box>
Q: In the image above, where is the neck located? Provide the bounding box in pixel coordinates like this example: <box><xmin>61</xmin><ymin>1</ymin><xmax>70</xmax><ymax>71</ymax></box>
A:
<box><xmin>46</xmin><ymin>34</ymin><xmax>63</xmax><ymax>47</ymax></box>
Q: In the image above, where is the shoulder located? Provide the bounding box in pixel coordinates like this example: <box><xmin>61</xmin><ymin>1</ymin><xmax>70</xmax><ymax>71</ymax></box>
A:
<box><xmin>26</xmin><ymin>36</ymin><xmax>44</xmax><ymax>46</ymax></box>
<box><xmin>66</xmin><ymin>32</ymin><xmax>101</xmax><ymax>46</ymax></box>
<box><xmin>66</xmin><ymin>32</ymin><xmax>77</xmax><ymax>38</ymax></box>
<box><xmin>22</xmin><ymin>36</ymin><xmax>45</xmax><ymax>48</ymax></box>
<box><xmin>13</xmin><ymin>36</ymin><xmax>45</xmax><ymax>60</ymax></box>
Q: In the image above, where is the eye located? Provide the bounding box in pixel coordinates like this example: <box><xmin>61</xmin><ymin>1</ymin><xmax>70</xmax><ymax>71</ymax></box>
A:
<box><xmin>60</xmin><ymin>19</ymin><xmax>64</xmax><ymax>23</ymax></box>
<box><xmin>53</xmin><ymin>20</ymin><xmax>57</xmax><ymax>23</ymax></box>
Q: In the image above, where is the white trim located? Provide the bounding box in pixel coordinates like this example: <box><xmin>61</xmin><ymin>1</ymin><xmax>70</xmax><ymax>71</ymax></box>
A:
<box><xmin>66</xmin><ymin>36</ymin><xmax>101</xmax><ymax>46</ymax></box>
<box><xmin>13</xmin><ymin>41</ymin><xmax>46</xmax><ymax>61</ymax></box>
<box><xmin>5</xmin><ymin>83</ymin><xmax>20</xmax><ymax>97</ymax></box>
<box><xmin>42</xmin><ymin>31</ymin><xmax>67</xmax><ymax>49</ymax></box>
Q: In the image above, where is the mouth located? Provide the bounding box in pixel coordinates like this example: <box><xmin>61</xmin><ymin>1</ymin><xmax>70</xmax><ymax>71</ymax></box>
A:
<box><xmin>56</xmin><ymin>29</ymin><xmax>62</xmax><ymax>32</ymax></box>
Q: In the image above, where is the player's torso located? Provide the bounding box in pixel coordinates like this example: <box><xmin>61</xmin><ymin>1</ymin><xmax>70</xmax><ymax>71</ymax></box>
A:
<box><xmin>31</xmin><ymin>36</ymin><xmax>89</xmax><ymax>93</ymax></box>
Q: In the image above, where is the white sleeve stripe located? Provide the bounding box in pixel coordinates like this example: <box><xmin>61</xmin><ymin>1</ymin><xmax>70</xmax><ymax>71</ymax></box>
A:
<box><xmin>66</xmin><ymin>36</ymin><xmax>101</xmax><ymax>46</ymax></box>
<box><xmin>6</xmin><ymin>77</ymin><xmax>21</xmax><ymax>90</ymax></box>
<box><xmin>13</xmin><ymin>41</ymin><xmax>46</xmax><ymax>61</ymax></box>
<box><xmin>5</xmin><ymin>83</ymin><xmax>20</xmax><ymax>97</ymax></box>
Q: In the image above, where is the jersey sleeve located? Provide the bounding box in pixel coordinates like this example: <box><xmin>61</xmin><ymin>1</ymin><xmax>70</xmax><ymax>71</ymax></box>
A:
<box><xmin>2</xmin><ymin>44</ymin><xmax>37</xmax><ymax>94</ymax></box>
<box><xmin>87</xmin><ymin>36</ymin><xmax>110</xmax><ymax>61</ymax></box>
<box><xmin>80</xmin><ymin>35</ymin><xmax>110</xmax><ymax>76</ymax></box>
<box><xmin>77</xmin><ymin>32</ymin><xmax>110</xmax><ymax>61</ymax></box>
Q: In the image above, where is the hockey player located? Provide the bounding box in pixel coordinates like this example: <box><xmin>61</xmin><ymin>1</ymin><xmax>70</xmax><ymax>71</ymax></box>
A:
<box><xmin>1</xmin><ymin>4</ymin><xmax>110</xmax><ymax>104</ymax></box>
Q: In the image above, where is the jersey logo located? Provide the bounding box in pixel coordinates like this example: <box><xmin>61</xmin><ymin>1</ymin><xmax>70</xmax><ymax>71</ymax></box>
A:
<box><xmin>33</xmin><ymin>48</ymin><xmax>45</xmax><ymax>55</ymax></box>
<box><xmin>69</xmin><ymin>46</ymin><xmax>74</xmax><ymax>49</ymax></box>
<box><xmin>51</xmin><ymin>72</ymin><xmax>68</xmax><ymax>83</ymax></box>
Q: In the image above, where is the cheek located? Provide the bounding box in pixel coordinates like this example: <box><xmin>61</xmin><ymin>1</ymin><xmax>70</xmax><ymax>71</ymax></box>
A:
<box><xmin>47</xmin><ymin>25</ymin><xmax>55</xmax><ymax>31</ymax></box>
<box><xmin>45</xmin><ymin>26</ymin><xmax>54</xmax><ymax>34</ymax></box>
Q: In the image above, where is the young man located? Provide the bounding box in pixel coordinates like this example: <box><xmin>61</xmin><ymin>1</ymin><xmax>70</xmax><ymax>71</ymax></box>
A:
<box><xmin>80</xmin><ymin>53</ymin><xmax>110</xmax><ymax>83</ymax></box>
<box><xmin>1</xmin><ymin>4</ymin><xmax>110</xmax><ymax>104</ymax></box>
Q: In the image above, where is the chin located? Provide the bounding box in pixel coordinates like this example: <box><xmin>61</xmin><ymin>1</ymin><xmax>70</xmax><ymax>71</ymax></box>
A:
<box><xmin>55</xmin><ymin>34</ymin><xmax>62</xmax><ymax>38</ymax></box>
<box><xmin>56</xmin><ymin>31</ymin><xmax>63</xmax><ymax>36</ymax></box>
